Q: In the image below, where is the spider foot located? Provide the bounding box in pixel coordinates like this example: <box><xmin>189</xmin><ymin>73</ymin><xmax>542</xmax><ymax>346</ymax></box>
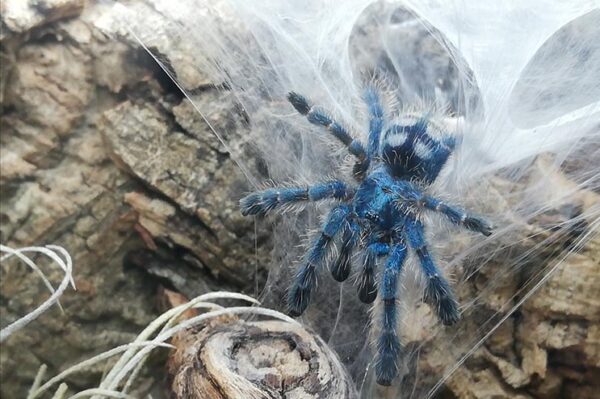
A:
<box><xmin>358</xmin><ymin>242</ymin><xmax>389</xmax><ymax>303</ymax></box>
<box><xmin>358</xmin><ymin>271</ymin><xmax>377</xmax><ymax>303</ymax></box>
<box><xmin>376</xmin><ymin>331</ymin><xmax>403</xmax><ymax>386</ymax></box>
<box><xmin>331</xmin><ymin>251</ymin><xmax>351</xmax><ymax>282</ymax></box>
<box><xmin>287</xmin><ymin>263</ymin><xmax>317</xmax><ymax>317</ymax></box>
<box><xmin>287</xmin><ymin>92</ymin><xmax>310</xmax><ymax>115</ymax></box>
<box><xmin>464</xmin><ymin>215</ymin><xmax>493</xmax><ymax>236</ymax></box>
<box><xmin>240</xmin><ymin>191</ymin><xmax>277</xmax><ymax>216</ymax></box>
<box><xmin>425</xmin><ymin>275</ymin><xmax>460</xmax><ymax>325</ymax></box>
<box><xmin>287</xmin><ymin>284</ymin><xmax>312</xmax><ymax>317</ymax></box>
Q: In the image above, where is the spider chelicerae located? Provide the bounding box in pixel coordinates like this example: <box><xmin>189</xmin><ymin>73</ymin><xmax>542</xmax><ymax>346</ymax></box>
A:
<box><xmin>240</xmin><ymin>87</ymin><xmax>492</xmax><ymax>385</ymax></box>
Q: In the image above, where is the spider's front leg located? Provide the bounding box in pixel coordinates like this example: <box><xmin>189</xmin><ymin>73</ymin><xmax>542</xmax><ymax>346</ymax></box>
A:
<box><xmin>375</xmin><ymin>239</ymin><xmax>408</xmax><ymax>386</ymax></box>
<box><xmin>405</xmin><ymin>217</ymin><xmax>460</xmax><ymax>325</ymax></box>
<box><xmin>240</xmin><ymin>180</ymin><xmax>352</xmax><ymax>216</ymax></box>
<box><xmin>287</xmin><ymin>92</ymin><xmax>369</xmax><ymax>179</ymax></box>
<box><xmin>287</xmin><ymin>204</ymin><xmax>350</xmax><ymax>317</ymax></box>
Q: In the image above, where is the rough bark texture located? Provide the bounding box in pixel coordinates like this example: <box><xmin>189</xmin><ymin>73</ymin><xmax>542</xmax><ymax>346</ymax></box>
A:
<box><xmin>1</xmin><ymin>1</ymin><xmax>598</xmax><ymax>398</ymax></box>
<box><xmin>1</xmin><ymin>1</ymin><xmax>268</xmax><ymax>396</ymax></box>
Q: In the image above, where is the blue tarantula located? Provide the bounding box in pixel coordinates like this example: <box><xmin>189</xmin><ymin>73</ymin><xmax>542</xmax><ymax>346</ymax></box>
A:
<box><xmin>240</xmin><ymin>87</ymin><xmax>492</xmax><ymax>385</ymax></box>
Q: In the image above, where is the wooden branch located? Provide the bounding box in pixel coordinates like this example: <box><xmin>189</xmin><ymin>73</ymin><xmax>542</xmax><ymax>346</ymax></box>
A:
<box><xmin>166</xmin><ymin>315</ymin><xmax>357</xmax><ymax>399</ymax></box>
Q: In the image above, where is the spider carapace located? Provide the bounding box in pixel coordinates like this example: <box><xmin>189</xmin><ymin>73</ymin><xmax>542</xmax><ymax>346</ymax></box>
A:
<box><xmin>240</xmin><ymin>87</ymin><xmax>492</xmax><ymax>385</ymax></box>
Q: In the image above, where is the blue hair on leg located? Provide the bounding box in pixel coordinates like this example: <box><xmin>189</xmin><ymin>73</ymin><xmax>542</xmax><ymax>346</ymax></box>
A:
<box><xmin>376</xmin><ymin>242</ymin><xmax>407</xmax><ymax>386</ymax></box>
<box><xmin>357</xmin><ymin>240</ymin><xmax>389</xmax><ymax>303</ymax></box>
<box><xmin>308</xmin><ymin>180</ymin><xmax>350</xmax><ymax>201</ymax></box>
<box><xmin>390</xmin><ymin>179</ymin><xmax>492</xmax><ymax>236</ymax></box>
<box><xmin>240</xmin><ymin>187</ymin><xmax>307</xmax><ymax>216</ymax></box>
<box><xmin>406</xmin><ymin>217</ymin><xmax>460</xmax><ymax>325</ymax></box>
<box><xmin>240</xmin><ymin>180</ymin><xmax>351</xmax><ymax>216</ymax></box>
<box><xmin>287</xmin><ymin>205</ymin><xmax>350</xmax><ymax>316</ymax></box>
<box><xmin>421</xmin><ymin>196</ymin><xmax>492</xmax><ymax>236</ymax></box>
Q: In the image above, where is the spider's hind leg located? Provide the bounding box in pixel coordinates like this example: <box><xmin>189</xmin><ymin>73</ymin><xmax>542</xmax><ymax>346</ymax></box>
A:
<box><xmin>376</xmin><ymin>241</ymin><xmax>408</xmax><ymax>386</ymax></box>
<box><xmin>287</xmin><ymin>204</ymin><xmax>350</xmax><ymax>317</ymax></box>
<box><xmin>405</xmin><ymin>217</ymin><xmax>460</xmax><ymax>325</ymax></box>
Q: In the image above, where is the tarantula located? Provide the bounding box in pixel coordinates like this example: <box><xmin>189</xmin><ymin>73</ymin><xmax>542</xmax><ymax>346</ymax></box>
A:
<box><xmin>240</xmin><ymin>87</ymin><xmax>492</xmax><ymax>385</ymax></box>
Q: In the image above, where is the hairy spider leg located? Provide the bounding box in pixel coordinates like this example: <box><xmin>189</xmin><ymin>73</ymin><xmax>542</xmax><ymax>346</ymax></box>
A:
<box><xmin>364</xmin><ymin>85</ymin><xmax>384</xmax><ymax>157</ymax></box>
<box><xmin>405</xmin><ymin>217</ymin><xmax>460</xmax><ymax>325</ymax></box>
<box><xmin>376</xmin><ymin>240</ymin><xmax>408</xmax><ymax>386</ymax></box>
<box><xmin>331</xmin><ymin>216</ymin><xmax>361</xmax><ymax>282</ymax></box>
<box><xmin>240</xmin><ymin>180</ymin><xmax>352</xmax><ymax>216</ymax></box>
<box><xmin>357</xmin><ymin>239</ymin><xmax>390</xmax><ymax>304</ymax></box>
<box><xmin>390</xmin><ymin>179</ymin><xmax>493</xmax><ymax>236</ymax></box>
<box><xmin>381</xmin><ymin>122</ymin><xmax>455</xmax><ymax>184</ymax></box>
<box><xmin>287</xmin><ymin>92</ymin><xmax>369</xmax><ymax>179</ymax></box>
<box><xmin>287</xmin><ymin>204</ymin><xmax>350</xmax><ymax>317</ymax></box>
<box><xmin>420</xmin><ymin>195</ymin><xmax>492</xmax><ymax>236</ymax></box>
